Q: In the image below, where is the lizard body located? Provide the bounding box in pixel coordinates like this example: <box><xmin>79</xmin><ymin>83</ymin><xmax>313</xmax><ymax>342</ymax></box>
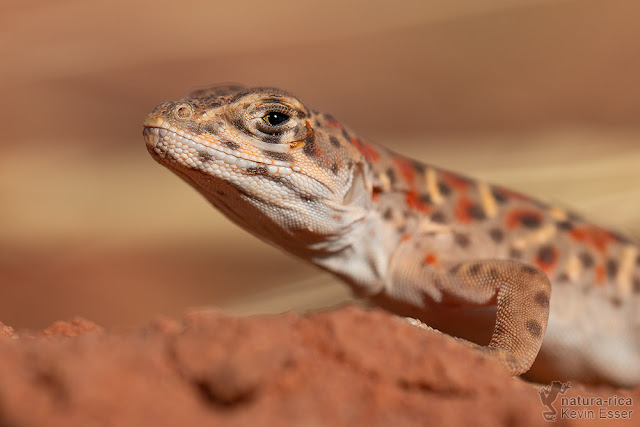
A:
<box><xmin>143</xmin><ymin>85</ymin><xmax>640</xmax><ymax>387</ymax></box>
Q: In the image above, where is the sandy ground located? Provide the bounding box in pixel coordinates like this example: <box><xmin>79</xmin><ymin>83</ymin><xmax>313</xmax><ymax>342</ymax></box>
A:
<box><xmin>0</xmin><ymin>307</ymin><xmax>637</xmax><ymax>426</ymax></box>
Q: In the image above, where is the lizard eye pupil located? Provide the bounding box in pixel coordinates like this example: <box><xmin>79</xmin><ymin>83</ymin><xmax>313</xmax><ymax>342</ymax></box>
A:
<box><xmin>263</xmin><ymin>112</ymin><xmax>289</xmax><ymax>126</ymax></box>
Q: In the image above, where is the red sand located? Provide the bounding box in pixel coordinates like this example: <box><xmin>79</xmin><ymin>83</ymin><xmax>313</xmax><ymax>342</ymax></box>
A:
<box><xmin>0</xmin><ymin>306</ymin><xmax>636</xmax><ymax>426</ymax></box>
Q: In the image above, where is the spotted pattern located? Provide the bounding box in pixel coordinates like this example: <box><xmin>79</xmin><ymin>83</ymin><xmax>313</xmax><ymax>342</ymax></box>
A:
<box><xmin>526</xmin><ymin>320</ymin><xmax>542</xmax><ymax>337</ymax></box>
<box><xmin>489</xmin><ymin>228</ymin><xmax>505</xmax><ymax>243</ymax></box>
<box><xmin>534</xmin><ymin>291</ymin><xmax>550</xmax><ymax>308</ymax></box>
<box><xmin>145</xmin><ymin>85</ymin><xmax>640</xmax><ymax>386</ymax></box>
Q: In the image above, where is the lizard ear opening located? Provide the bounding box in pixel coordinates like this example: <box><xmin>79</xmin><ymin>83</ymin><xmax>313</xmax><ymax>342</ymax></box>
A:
<box><xmin>342</xmin><ymin>163</ymin><xmax>371</xmax><ymax>208</ymax></box>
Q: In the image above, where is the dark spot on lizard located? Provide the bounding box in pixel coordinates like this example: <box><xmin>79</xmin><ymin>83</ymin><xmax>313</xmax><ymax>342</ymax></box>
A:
<box><xmin>382</xmin><ymin>207</ymin><xmax>393</xmax><ymax>220</ymax></box>
<box><xmin>505</xmin><ymin>210</ymin><xmax>544</xmax><ymax>230</ymax></box>
<box><xmin>303</xmin><ymin>141</ymin><xmax>317</xmax><ymax>158</ymax></box>
<box><xmin>633</xmin><ymin>277</ymin><xmax>640</xmax><ymax>293</ymax></box>
<box><xmin>202</xmin><ymin>122</ymin><xmax>217</xmax><ymax>133</ymax></box>
<box><xmin>610</xmin><ymin>296</ymin><xmax>623</xmax><ymax>307</ymax></box>
<box><xmin>430</xmin><ymin>211</ymin><xmax>446</xmax><ymax>224</ymax></box>
<box><xmin>556</xmin><ymin>221</ymin><xmax>574</xmax><ymax>231</ymax></box>
<box><xmin>491</xmin><ymin>188</ymin><xmax>508</xmax><ymax>204</ymax></box>
<box><xmin>536</xmin><ymin>245</ymin><xmax>557</xmax><ymax>267</ymax></box>
<box><xmin>454</xmin><ymin>233</ymin><xmax>471</xmax><ymax>248</ymax></box>
<box><xmin>606</xmin><ymin>259</ymin><xmax>618</xmax><ymax>279</ymax></box>
<box><xmin>437</xmin><ymin>181</ymin><xmax>452</xmax><ymax>196</ymax></box>
<box><xmin>488</xmin><ymin>228</ymin><xmax>504</xmax><ymax>243</ymax></box>
<box><xmin>526</xmin><ymin>320</ymin><xmax>542</xmax><ymax>338</ymax></box>
<box><xmin>520</xmin><ymin>214</ymin><xmax>542</xmax><ymax>229</ymax></box>
<box><xmin>412</xmin><ymin>161</ymin><xmax>425</xmax><ymax>176</ymax></box>
<box><xmin>386</xmin><ymin>168</ymin><xmax>396</xmax><ymax>185</ymax></box>
<box><xmin>221</xmin><ymin>140</ymin><xmax>240</xmax><ymax>150</ymax></box>
<box><xmin>567</xmin><ymin>210</ymin><xmax>584</xmax><ymax>221</ymax></box>
<box><xmin>341</xmin><ymin>129</ymin><xmax>351</xmax><ymax>143</ymax></box>
<box><xmin>579</xmin><ymin>252</ymin><xmax>594</xmax><ymax>268</ymax></box>
<box><xmin>198</xmin><ymin>150</ymin><xmax>213</xmax><ymax>163</ymax></box>
<box><xmin>509</xmin><ymin>248</ymin><xmax>523</xmax><ymax>259</ymax></box>
<box><xmin>556</xmin><ymin>273</ymin><xmax>570</xmax><ymax>283</ymax></box>
<box><xmin>247</xmin><ymin>166</ymin><xmax>269</xmax><ymax>175</ymax></box>
<box><xmin>330</xmin><ymin>163</ymin><xmax>339</xmax><ymax>175</ymax></box>
<box><xmin>488</xmin><ymin>268</ymin><xmax>500</xmax><ymax>281</ymax></box>
<box><xmin>534</xmin><ymin>291</ymin><xmax>550</xmax><ymax>309</ymax></box>
<box><xmin>329</xmin><ymin>136</ymin><xmax>341</xmax><ymax>147</ymax></box>
<box><xmin>521</xmin><ymin>265</ymin><xmax>540</xmax><ymax>276</ymax></box>
<box><xmin>449</xmin><ymin>264</ymin><xmax>463</xmax><ymax>275</ymax></box>
<box><xmin>467</xmin><ymin>204</ymin><xmax>486</xmax><ymax>221</ymax></box>
<box><xmin>262</xmin><ymin>150</ymin><xmax>293</xmax><ymax>162</ymax></box>
<box><xmin>468</xmin><ymin>263</ymin><xmax>482</xmax><ymax>276</ymax></box>
<box><xmin>419</xmin><ymin>193</ymin><xmax>432</xmax><ymax>204</ymax></box>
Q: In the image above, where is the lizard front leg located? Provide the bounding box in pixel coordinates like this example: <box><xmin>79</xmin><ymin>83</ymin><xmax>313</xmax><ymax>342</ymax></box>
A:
<box><xmin>371</xmin><ymin>237</ymin><xmax>552</xmax><ymax>376</ymax></box>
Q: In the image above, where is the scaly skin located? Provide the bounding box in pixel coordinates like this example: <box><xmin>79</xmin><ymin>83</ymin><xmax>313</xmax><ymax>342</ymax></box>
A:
<box><xmin>143</xmin><ymin>85</ymin><xmax>640</xmax><ymax>387</ymax></box>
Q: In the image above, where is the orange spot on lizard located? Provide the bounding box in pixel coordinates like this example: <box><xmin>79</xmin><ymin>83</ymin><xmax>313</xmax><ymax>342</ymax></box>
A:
<box><xmin>423</xmin><ymin>253</ymin><xmax>439</xmax><ymax>266</ymax></box>
<box><xmin>455</xmin><ymin>196</ymin><xmax>474</xmax><ymax>224</ymax></box>
<box><xmin>351</xmin><ymin>137</ymin><xmax>379</xmax><ymax>163</ymax></box>
<box><xmin>441</xmin><ymin>171</ymin><xmax>471</xmax><ymax>191</ymax></box>
<box><xmin>325</xmin><ymin>118</ymin><xmax>342</xmax><ymax>129</ymax></box>
<box><xmin>394</xmin><ymin>158</ymin><xmax>416</xmax><ymax>187</ymax></box>
<box><xmin>569</xmin><ymin>226</ymin><xmax>617</xmax><ymax>253</ymax></box>
<box><xmin>406</xmin><ymin>190</ymin><xmax>431</xmax><ymax>214</ymax></box>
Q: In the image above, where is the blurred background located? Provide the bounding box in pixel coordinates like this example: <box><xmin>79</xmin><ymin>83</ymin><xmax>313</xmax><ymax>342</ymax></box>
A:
<box><xmin>2</xmin><ymin>0</ymin><xmax>640</xmax><ymax>329</ymax></box>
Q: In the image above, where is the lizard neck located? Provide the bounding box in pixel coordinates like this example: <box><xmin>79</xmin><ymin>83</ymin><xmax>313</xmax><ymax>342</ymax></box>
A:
<box><xmin>308</xmin><ymin>208</ymin><xmax>391</xmax><ymax>297</ymax></box>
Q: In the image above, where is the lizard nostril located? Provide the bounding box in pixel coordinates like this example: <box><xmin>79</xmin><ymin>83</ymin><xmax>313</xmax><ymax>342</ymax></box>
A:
<box><xmin>174</xmin><ymin>104</ymin><xmax>193</xmax><ymax>119</ymax></box>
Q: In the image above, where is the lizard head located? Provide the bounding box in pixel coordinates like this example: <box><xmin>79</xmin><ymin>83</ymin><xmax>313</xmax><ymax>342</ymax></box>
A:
<box><xmin>143</xmin><ymin>85</ymin><xmax>373</xmax><ymax>255</ymax></box>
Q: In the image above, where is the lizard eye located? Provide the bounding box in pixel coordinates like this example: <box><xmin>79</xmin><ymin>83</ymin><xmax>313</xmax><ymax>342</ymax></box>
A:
<box><xmin>263</xmin><ymin>112</ymin><xmax>290</xmax><ymax>126</ymax></box>
<box><xmin>248</xmin><ymin>103</ymin><xmax>298</xmax><ymax>139</ymax></box>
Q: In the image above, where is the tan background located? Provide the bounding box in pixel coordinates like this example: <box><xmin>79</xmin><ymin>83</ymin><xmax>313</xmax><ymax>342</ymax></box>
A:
<box><xmin>2</xmin><ymin>0</ymin><xmax>640</xmax><ymax>328</ymax></box>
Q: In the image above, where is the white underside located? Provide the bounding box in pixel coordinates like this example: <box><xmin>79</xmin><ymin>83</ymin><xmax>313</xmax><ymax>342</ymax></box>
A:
<box><xmin>529</xmin><ymin>284</ymin><xmax>640</xmax><ymax>387</ymax></box>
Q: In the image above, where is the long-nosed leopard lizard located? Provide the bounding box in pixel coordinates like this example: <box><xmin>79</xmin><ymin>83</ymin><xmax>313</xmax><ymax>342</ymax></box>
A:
<box><xmin>143</xmin><ymin>85</ymin><xmax>640</xmax><ymax>387</ymax></box>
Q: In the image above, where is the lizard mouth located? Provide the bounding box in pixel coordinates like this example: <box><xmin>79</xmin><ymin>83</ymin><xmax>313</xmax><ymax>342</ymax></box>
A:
<box><xmin>143</xmin><ymin>126</ymin><xmax>295</xmax><ymax>176</ymax></box>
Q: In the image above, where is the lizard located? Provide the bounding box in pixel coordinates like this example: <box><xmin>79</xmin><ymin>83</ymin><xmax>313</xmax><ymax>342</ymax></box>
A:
<box><xmin>143</xmin><ymin>85</ymin><xmax>640</xmax><ymax>387</ymax></box>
